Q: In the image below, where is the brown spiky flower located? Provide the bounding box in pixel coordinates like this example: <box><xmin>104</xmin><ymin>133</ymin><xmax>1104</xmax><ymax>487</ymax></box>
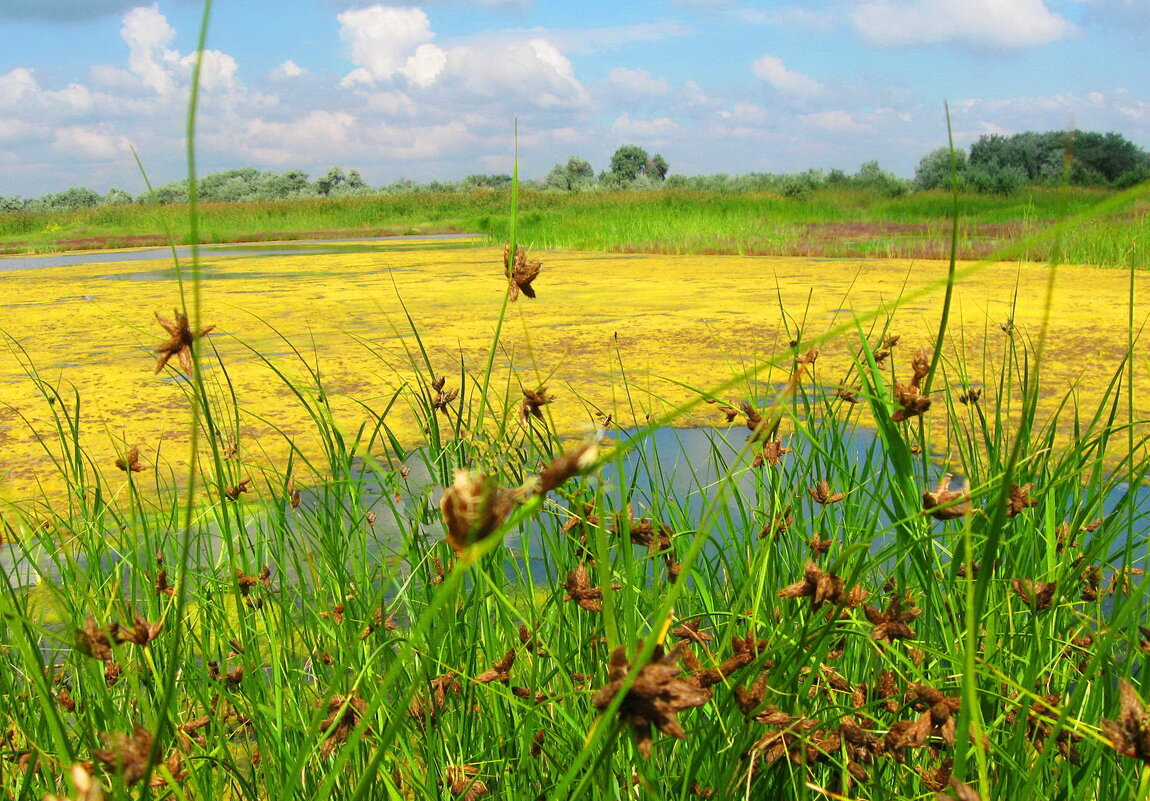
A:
<box><xmin>115</xmin><ymin>446</ymin><xmax>144</xmax><ymax>473</ymax></box>
<box><xmin>319</xmin><ymin>693</ymin><xmax>369</xmax><ymax>758</ymax></box>
<box><xmin>504</xmin><ymin>245</ymin><xmax>541</xmax><ymax>301</ymax></box>
<box><xmin>439</xmin><ymin>469</ymin><xmax>518</xmax><ymax>554</ymax></box>
<box><xmin>222</xmin><ymin>478</ymin><xmax>252</xmax><ymax>501</ymax></box>
<box><xmin>892</xmin><ymin>348</ymin><xmax>932</xmax><ymax>422</ymax></box>
<box><xmin>1011</xmin><ymin>578</ymin><xmax>1057</xmax><ymax>611</ymax></box>
<box><xmin>563</xmin><ymin>563</ymin><xmax>614</xmax><ymax>612</ymax></box>
<box><xmin>923</xmin><ymin>474</ymin><xmax>969</xmax><ymax>520</ymax></box>
<box><xmin>520</xmin><ymin>388</ymin><xmax>554</xmax><ymax>424</ymax></box>
<box><xmin>1006</xmin><ymin>483</ymin><xmax>1037</xmax><ymax>517</ymax></box>
<box><xmin>537</xmin><ymin>440</ymin><xmax>599</xmax><ymax>494</ymax></box>
<box><xmin>154</xmin><ymin>309</ymin><xmax>214</xmax><ymax>374</ymax></box>
<box><xmin>91</xmin><ymin>725</ymin><xmax>155</xmax><ymax>785</ymax></box>
<box><xmin>592</xmin><ymin>643</ymin><xmax>712</xmax><ymax>758</ymax></box>
<box><xmin>1102</xmin><ymin>680</ymin><xmax>1150</xmax><ymax>763</ymax></box>
<box><xmin>431</xmin><ymin>376</ymin><xmax>459</xmax><ymax>412</ymax></box>
<box><xmin>808</xmin><ymin>480</ymin><xmax>846</xmax><ymax>505</ymax></box>
<box><xmin>864</xmin><ymin>595</ymin><xmax>922</xmax><ymax>644</ymax></box>
<box><xmin>778</xmin><ymin>561</ymin><xmax>866</xmax><ymax>610</ymax></box>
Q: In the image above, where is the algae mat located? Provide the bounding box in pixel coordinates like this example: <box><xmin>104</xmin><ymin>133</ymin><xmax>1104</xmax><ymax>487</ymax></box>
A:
<box><xmin>0</xmin><ymin>240</ymin><xmax>1145</xmax><ymax>500</ymax></box>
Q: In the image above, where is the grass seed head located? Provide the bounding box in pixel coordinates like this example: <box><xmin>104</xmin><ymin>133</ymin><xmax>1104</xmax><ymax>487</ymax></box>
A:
<box><xmin>923</xmin><ymin>474</ymin><xmax>969</xmax><ymax>520</ymax></box>
<box><xmin>153</xmin><ymin>308</ymin><xmax>214</xmax><ymax>375</ymax></box>
<box><xmin>90</xmin><ymin>726</ymin><xmax>154</xmax><ymax>786</ymax></box>
<box><xmin>504</xmin><ymin>244</ymin><xmax>542</xmax><ymax>302</ymax></box>
<box><xmin>114</xmin><ymin>446</ymin><xmax>144</xmax><ymax>473</ymax></box>
<box><xmin>440</xmin><ymin>469</ymin><xmax>518</xmax><ymax>554</ymax></box>
<box><xmin>591</xmin><ymin>643</ymin><xmax>712</xmax><ymax>758</ymax></box>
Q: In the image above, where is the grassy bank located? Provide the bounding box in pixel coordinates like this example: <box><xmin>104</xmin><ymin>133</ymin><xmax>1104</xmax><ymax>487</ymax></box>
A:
<box><xmin>3</xmin><ymin>186</ymin><xmax>1149</xmax><ymax>267</ymax></box>
<box><xmin>0</xmin><ymin>244</ymin><xmax>1148</xmax><ymax>800</ymax></box>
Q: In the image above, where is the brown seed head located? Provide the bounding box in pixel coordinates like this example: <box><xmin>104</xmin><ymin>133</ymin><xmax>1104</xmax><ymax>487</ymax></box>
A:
<box><xmin>154</xmin><ymin>309</ymin><xmax>214</xmax><ymax>374</ymax></box>
<box><xmin>439</xmin><ymin>469</ymin><xmax>518</xmax><ymax>554</ymax></box>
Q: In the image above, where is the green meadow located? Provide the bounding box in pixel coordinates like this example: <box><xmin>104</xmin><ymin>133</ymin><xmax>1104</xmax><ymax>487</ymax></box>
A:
<box><xmin>3</xmin><ymin>185</ymin><xmax>1149</xmax><ymax>268</ymax></box>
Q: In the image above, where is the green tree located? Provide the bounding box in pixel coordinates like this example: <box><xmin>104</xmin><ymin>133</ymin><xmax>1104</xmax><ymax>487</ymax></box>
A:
<box><xmin>914</xmin><ymin>147</ymin><xmax>968</xmax><ymax>191</ymax></box>
<box><xmin>346</xmin><ymin>169</ymin><xmax>367</xmax><ymax>190</ymax></box>
<box><xmin>104</xmin><ymin>187</ymin><xmax>134</xmax><ymax>205</ymax></box>
<box><xmin>315</xmin><ymin>167</ymin><xmax>347</xmax><ymax>196</ymax></box>
<box><xmin>608</xmin><ymin>144</ymin><xmax>650</xmax><ymax>184</ymax></box>
<box><xmin>646</xmin><ymin>153</ymin><xmax>669</xmax><ymax>181</ymax></box>
<box><xmin>544</xmin><ymin>156</ymin><xmax>595</xmax><ymax>191</ymax></box>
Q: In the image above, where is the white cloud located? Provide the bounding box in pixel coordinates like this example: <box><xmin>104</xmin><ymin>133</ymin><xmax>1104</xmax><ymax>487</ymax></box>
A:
<box><xmin>682</xmin><ymin>79</ymin><xmax>713</xmax><ymax>107</ymax></box>
<box><xmin>52</xmin><ymin>125</ymin><xmax>130</xmax><ymax>159</ymax></box>
<box><xmin>337</xmin><ymin>5</ymin><xmax>437</xmax><ymax>83</ymax></box>
<box><xmin>399</xmin><ymin>43</ymin><xmax>447</xmax><ymax>88</ymax></box>
<box><xmin>439</xmin><ymin>38</ymin><xmax>588</xmax><ymax>108</ymax></box>
<box><xmin>0</xmin><ymin>67</ymin><xmax>39</xmax><ymax>108</ymax></box>
<box><xmin>121</xmin><ymin>3</ymin><xmax>179</xmax><ymax>93</ymax></box>
<box><xmin>750</xmin><ymin>54</ymin><xmax>823</xmax><ymax>97</ymax></box>
<box><xmin>611</xmin><ymin>113</ymin><xmax>680</xmax><ymax>139</ymax></box>
<box><xmin>802</xmin><ymin>109</ymin><xmax>870</xmax><ymax>133</ymax></box>
<box><xmin>181</xmin><ymin>50</ymin><xmax>239</xmax><ymax>91</ymax></box>
<box><xmin>851</xmin><ymin>0</ymin><xmax>1072</xmax><ymax>49</ymax></box>
<box><xmin>272</xmin><ymin>60</ymin><xmax>306</xmax><ymax>79</ymax></box>
<box><xmin>608</xmin><ymin>67</ymin><xmax>670</xmax><ymax>95</ymax></box>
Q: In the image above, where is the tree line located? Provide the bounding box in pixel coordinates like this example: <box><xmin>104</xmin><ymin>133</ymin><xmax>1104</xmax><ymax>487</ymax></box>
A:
<box><xmin>2</xmin><ymin>131</ymin><xmax>1146</xmax><ymax>214</ymax></box>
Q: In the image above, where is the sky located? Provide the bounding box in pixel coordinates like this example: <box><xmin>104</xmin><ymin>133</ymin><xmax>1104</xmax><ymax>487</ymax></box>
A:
<box><xmin>1</xmin><ymin>0</ymin><xmax>1148</xmax><ymax>197</ymax></box>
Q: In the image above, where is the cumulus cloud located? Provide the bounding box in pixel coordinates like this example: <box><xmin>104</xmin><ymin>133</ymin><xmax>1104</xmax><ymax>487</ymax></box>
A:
<box><xmin>750</xmin><ymin>55</ymin><xmax>823</xmax><ymax>97</ymax></box>
<box><xmin>121</xmin><ymin>3</ymin><xmax>179</xmax><ymax>93</ymax></box>
<box><xmin>611</xmin><ymin>112</ymin><xmax>680</xmax><ymax>140</ymax></box>
<box><xmin>337</xmin><ymin>5</ymin><xmax>441</xmax><ymax>84</ymax></box>
<box><xmin>851</xmin><ymin>0</ymin><xmax>1072</xmax><ymax>49</ymax></box>
<box><xmin>608</xmin><ymin>67</ymin><xmax>670</xmax><ymax>96</ymax></box>
<box><xmin>271</xmin><ymin>60</ymin><xmax>306</xmax><ymax>79</ymax></box>
<box><xmin>52</xmin><ymin>125</ymin><xmax>130</xmax><ymax>159</ymax></box>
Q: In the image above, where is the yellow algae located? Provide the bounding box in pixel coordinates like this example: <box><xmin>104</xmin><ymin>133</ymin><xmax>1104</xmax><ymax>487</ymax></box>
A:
<box><xmin>0</xmin><ymin>239</ymin><xmax>1145</xmax><ymax>500</ymax></box>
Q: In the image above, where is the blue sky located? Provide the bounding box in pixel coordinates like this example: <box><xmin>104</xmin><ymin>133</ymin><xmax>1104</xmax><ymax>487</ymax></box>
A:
<box><xmin>1</xmin><ymin>0</ymin><xmax>1148</xmax><ymax>196</ymax></box>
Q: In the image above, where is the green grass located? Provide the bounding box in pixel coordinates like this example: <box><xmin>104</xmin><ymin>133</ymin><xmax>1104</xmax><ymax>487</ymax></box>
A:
<box><xmin>4</xmin><ymin>186</ymin><xmax>1150</xmax><ymax>268</ymax></box>
<box><xmin>2</xmin><ymin>259</ymin><xmax>1149</xmax><ymax>799</ymax></box>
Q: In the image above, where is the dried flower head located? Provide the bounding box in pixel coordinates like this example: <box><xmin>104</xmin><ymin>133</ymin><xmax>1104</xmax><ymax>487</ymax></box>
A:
<box><xmin>319</xmin><ymin>693</ymin><xmax>369</xmax><ymax>758</ymax></box>
<box><xmin>923</xmin><ymin>474</ymin><xmax>970</xmax><ymax>520</ymax></box>
<box><xmin>808</xmin><ymin>480</ymin><xmax>846</xmax><ymax>505</ymax></box>
<box><xmin>520</xmin><ymin>388</ymin><xmax>554</xmax><ymax>424</ymax></box>
<box><xmin>592</xmin><ymin>643</ymin><xmax>712</xmax><ymax>758</ymax></box>
<box><xmin>893</xmin><ymin>348</ymin><xmax>932</xmax><ymax>422</ymax></box>
<box><xmin>154</xmin><ymin>309</ymin><xmax>214</xmax><ymax>375</ymax></box>
<box><xmin>1011</xmin><ymin>578</ymin><xmax>1057</xmax><ymax>611</ymax></box>
<box><xmin>563</xmin><ymin>563</ymin><xmax>615</xmax><ymax>612</ymax></box>
<box><xmin>1006</xmin><ymin>483</ymin><xmax>1037</xmax><ymax>517</ymax></box>
<box><xmin>446</xmin><ymin>764</ymin><xmax>489</xmax><ymax>800</ymax></box>
<box><xmin>537</xmin><ymin>440</ymin><xmax>599</xmax><ymax>494</ymax></box>
<box><xmin>439</xmin><ymin>469</ymin><xmax>518</xmax><ymax>554</ymax></box>
<box><xmin>91</xmin><ymin>726</ymin><xmax>155</xmax><ymax>785</ymax></box>
<box><xmin>504</xmin><ymin>245</ymin><xmax>542</xmax><ymax>301</ymax></box>
<box><xmin>432</xmin><ymin>380</ymin><xmax>459</xmax><ymax>413</ymax></box>
<box><xmin>115</xmin><ymin>446</ymin><xmax>144</xmax><ymax>473</ymax></box>
<box><xmin>958</xmin><ymin>388</ymin><xmax>982</xmax><ymax>405</ymax></box>
<box><xmin>752</xmin><ymin>439</ymin><xmax>791</xmax><ymax>468</ymax></box>
<box><xmin>75</xmin><ymin>616</ymin><xmax>115</xmax><ymax>662</ymax></box>
<box><xmin>1102</xmin><ymin>680</ymin><xmax>1150</xmax><ymax>763</ymax></box>
<box><xmin>474</xmin><ymin>649</ymin><xmax>515</xmax><ymax>685</ymax></box>
<box><xmin>222</xmin><ymin>478</ymin><xmax>252</xmax><ymax>501</ymax></box>
<box><xmin>836</xmin><ymin>383</ymin><xmax>860</xmax><ymax>404</ymax></box>
<box><xmin>864</xmin><ymin>595</ymin><xmax>922</xmax><ymax>644</ymax></box>
<box><xmin>779</xmin><ymin>561</ymin><xmax>865</xmax><ymax>610</ymax></box>
<box><xmin>113</xmin><ymin>615</ymin><xmax>164</xmax><ymax>647</ymax></box>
